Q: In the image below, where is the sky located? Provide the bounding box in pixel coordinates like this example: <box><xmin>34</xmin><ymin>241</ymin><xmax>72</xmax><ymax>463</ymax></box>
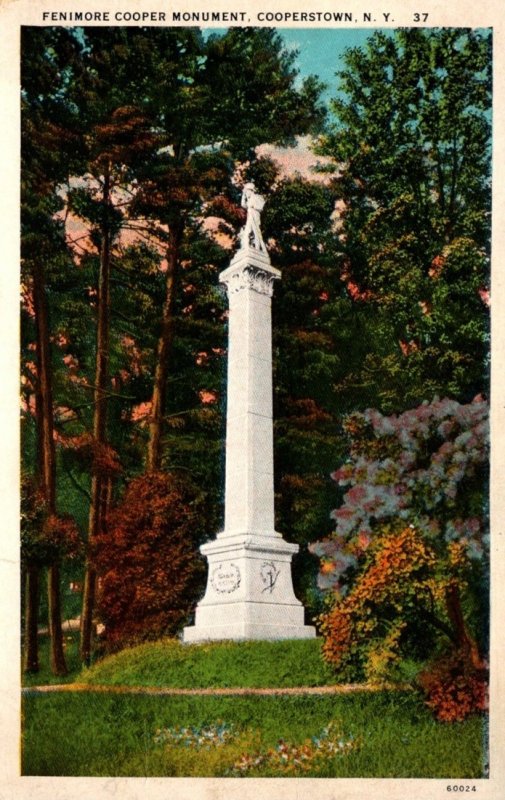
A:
<box><xmin>279</xmin><ymin>28</ymin><xmax>384</xmax><ymax>100</ymax></box>
<box><xmin>265</xmin><ymin>29</ymin><xmax>388</xmax><ymax>178</ymax></box>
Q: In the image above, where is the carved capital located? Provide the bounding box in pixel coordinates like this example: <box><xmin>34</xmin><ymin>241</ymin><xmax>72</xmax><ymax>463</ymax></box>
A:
<box><xmin>221</xmin><ymin>265</ymin><xmax>277</xmax><ymax>297</ymax></box>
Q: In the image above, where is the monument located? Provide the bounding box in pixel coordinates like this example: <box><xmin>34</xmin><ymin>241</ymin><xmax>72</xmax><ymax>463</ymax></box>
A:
<box><xmin>183</xmin><ymin>183</ymin><xmax>315</xmax><ymax>641</ymax></box>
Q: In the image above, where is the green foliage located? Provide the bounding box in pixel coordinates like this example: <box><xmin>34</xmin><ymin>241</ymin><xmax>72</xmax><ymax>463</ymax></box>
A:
<box><xmin>317</xmin><ymin>28</ymin><xmax>491</xmax><ymax>409</ymax></box>
<box><xmin>202</xmin><ymin>28</ymin><xmax>326</xmax><ymax>157</ymax></box>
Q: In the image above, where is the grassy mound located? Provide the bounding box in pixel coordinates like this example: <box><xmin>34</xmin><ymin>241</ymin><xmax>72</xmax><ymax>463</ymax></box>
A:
<box><xmin>23</xmin><ymin>638</ymin><xmax>487</xmax><ymax>778</ymax></box>
<box><xmin>79</xmin><ymin>637</ymin><xmax>337</xmax><ymax>688</ymax></box>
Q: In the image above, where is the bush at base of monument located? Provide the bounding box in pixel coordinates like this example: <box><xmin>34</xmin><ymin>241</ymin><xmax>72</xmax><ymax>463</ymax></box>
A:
<box><xmin>95</xmin><ymin>472</ymin><xmax>206</xmax><ymax>652</ymax></box>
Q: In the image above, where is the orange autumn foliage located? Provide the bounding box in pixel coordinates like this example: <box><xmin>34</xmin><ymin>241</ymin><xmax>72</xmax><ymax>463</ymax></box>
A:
<box><xmin>320</xmin><ymin>526</ymin><xmax>437</xmax><ymax>678</ymax></box>
<box><xmin>319</xmin><ymin>524</ymin><xmax>488</xmax><ymax>720</ymax></box>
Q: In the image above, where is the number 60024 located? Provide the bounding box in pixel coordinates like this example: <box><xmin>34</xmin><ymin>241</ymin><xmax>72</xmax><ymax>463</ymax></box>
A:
<box><xmin>447</xmin><ymin>787</ymin><xmax>477</xmax><ymax>793</ymax></box>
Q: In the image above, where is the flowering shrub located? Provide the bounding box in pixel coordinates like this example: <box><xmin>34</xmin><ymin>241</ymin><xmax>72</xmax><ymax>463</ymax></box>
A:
<box><xmin>419</xmin><ymin>651</ymin><xmax>488</xmax><ymax>722</ymax></box>
<box><xmin>228</xmin><ymin>722</ymin><xmax>361</xmax><ymax>776</ymax></box>
<box><xmin>310</xmin><ymin>398</ymin><xmax>489</xmax><ymax>703</ymax></box>
<box><xmin>319</xmin><ymin>525</ymin><xmax>439</xmax><ymax>680</ymax></box>
<box><xmin>154</xmin><ymin>721</ymin><xmax>236</xmax><ymax>749</ymax></box>
<box><xmin>311</xmin><ymin>397</ymin><xmax>489</xmax><ymax>594</ymax></box>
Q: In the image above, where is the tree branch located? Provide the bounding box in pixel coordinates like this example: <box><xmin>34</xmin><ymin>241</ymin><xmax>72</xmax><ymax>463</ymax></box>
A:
<box><xmin>62</xmin><ymin>464</ymin><xmax>92</xmax><ymax>505</ymax></box>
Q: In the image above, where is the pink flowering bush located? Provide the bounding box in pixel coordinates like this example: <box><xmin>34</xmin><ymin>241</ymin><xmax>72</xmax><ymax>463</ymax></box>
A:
<box><xmin>310</xmin><ymin>397</ymin><xmax>489</xmax><ymax>719</ymax></box>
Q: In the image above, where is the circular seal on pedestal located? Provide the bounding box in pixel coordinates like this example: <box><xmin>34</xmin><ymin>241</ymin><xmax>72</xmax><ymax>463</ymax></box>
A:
<box><xmin>211</xmin><ymin>562</ymin><xmax>241</xmax><ymax>594</ymax></box>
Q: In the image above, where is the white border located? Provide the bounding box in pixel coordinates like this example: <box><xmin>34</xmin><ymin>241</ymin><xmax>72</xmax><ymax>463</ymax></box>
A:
<box><xmin>1</xmin><ymin>2</ymin><xmax>503</xmax><ymax>797</ymax></box>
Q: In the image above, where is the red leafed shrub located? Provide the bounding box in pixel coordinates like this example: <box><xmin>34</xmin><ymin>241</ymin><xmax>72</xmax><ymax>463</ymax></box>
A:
<box><xmin>95</xmin><ymin>471</ymin><xmax>206</xmax><ymax>651</ymax></box>
<box><xmin>419</xmin><ymin>651</ymin><xmax>488</xmax><ymax>722</ymax></box>
<box><xmin>21</xmin><ymin>474</ymin><xmax>82</xmax><ymax>565</ymax></box>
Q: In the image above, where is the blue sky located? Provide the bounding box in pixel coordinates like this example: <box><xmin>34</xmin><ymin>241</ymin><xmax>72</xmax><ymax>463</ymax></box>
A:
<box><xmin>279</xmin><ymin>28</ymin><xmax>383</xmax><ymax>99</ymax></box>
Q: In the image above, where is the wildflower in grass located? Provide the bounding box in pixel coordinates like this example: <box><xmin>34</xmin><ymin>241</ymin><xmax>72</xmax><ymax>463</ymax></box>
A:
<box><xmin>154</xmin><ymin>720</ymin><xmax>236</xmax><ymax>749</ymax></box>
<box><xmin>228</xmin><ymin>721</ymin><xmax>360</xmax><ymax>776</ymax></box>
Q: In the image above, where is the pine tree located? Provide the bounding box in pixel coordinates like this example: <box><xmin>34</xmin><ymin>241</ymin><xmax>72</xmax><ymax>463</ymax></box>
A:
<box><xmin>63</xmin><ymin>29</ymin><xmax>161</xmax><ymax>663</ymax></box>
<box><xmin>21</xmin><ymin>26</ymin><xmax>83</xmax><ymax>674</ymax></box>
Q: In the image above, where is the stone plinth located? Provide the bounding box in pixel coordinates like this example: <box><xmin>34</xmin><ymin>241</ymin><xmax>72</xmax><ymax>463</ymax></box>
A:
<box><xmin>183</xmin><ymin>244</ymin><xmax>315</xmax><ymax>642</ymax></box>
<box><xmin>183</xmin><ymin>535</ymin><xmax>313</xmax><ymax>641</ymax></box>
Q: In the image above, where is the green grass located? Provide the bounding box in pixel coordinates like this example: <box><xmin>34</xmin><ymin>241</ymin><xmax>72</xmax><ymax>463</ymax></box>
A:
<box><xmin>21</xmin><ymin>638</ymin><xmax>488</xmax><ymax>778</ymax></box>
<box><xmin>21</xmin><ymin>690</ymin><xmax>487</xmax><ymax>777</ymax></box>
<box><xmin>78</xmin><ymin>637</ymin><xmax>337</xmax><ymax>688</ymax></box>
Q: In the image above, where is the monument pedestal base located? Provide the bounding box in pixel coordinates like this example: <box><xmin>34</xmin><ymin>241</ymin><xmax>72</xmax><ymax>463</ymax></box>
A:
<box><xmin>182</xmin><ymin>533</ymin><xmax>316</xmax><ymax>643</ymax></box>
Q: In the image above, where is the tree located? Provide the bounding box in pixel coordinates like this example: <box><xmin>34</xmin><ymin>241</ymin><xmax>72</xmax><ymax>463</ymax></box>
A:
<box><xmin>21</xmin><ymin>476</ymin><xmax>81</xmax><ymax>673</ymax></box>
<box><xmin>316</xmin><ymin>28</ymin><xmax>491</xmax><ymax>411</ymax></box>
<box><xmin>305</xmin><ymin>32</ymin><xmax>491</xmax><ymax>707</ymax></box>
<box><xmin>61</xmin><ymin>28</ymin><xmax>163</xmax><ymax>662</ymax></box>
<box><xmin>130</xmin><ymin>26</ymin><xmax>327</xmax><ymax>472</ymax></box>
<box><xmin>21</xmin><ymin>26</ymin><xmax>83</xmax><ymax>674</ymax></box>
<box><xmin>94</xmin><ymin>472</ymin><xmax>206</xmax><ymax>651</ymax></box>
<box><xmin>310</xmin><ymin>397</ymin><xmax>489</xmax><ymax>704</ymax></box>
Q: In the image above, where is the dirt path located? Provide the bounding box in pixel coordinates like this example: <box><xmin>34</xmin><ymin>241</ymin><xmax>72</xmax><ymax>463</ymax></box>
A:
<box><xmin>23</xmin><ymin>682</ymin><xmax>413</xmax><ymax>696</ymax></box>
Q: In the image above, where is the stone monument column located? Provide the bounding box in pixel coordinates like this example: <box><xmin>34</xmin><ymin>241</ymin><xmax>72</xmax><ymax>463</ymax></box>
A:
<box><xmin>183</xmin><ymin>184</ymin><xmax>315</xmax><ymax>642</ymax></box>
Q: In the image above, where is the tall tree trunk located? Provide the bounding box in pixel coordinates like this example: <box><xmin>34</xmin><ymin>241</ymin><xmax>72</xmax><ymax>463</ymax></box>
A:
<box><xmin>146</xmin><ymin>221</ymin><xmax>183</xmax><ymax>472</ymax></box>
<box><xmin>22</xmin><ymin>357</ymin><xmax>46</xmax><ymax>674</ymax></box>
<box><xmin>80</xmin><ymin>168</ymin><xmax>112</xmax><ymax>665</ymax></box>
<box><xmin>32</xmin><ymin>260</ymin><xmax>68</xmax><ymax>676</ymax></box>
<box><xmin>445</xmin><ymin>582</ymin><xmax>486</xmax><ymax>671</ymax></box>
<box><xmin>47</xmin><ymin>562</ymin><xmax>67</xmax><ymax>674</ymax></box>
<box><xmin>23</xmin><ymin>565</ymin><xmax>40</xmax><ymax>673</ymax></box>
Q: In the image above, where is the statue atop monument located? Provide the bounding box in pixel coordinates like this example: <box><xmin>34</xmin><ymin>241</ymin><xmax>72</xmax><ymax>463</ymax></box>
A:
<box><xmin>239</xmin><ymin>182</ymin><xmax>267</xmax><ymax>254</ymax></box>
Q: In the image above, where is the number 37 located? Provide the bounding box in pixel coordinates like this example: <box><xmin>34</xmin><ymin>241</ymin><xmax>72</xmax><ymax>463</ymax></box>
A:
<box><xmin>413</xmin><ymin>13</ymin><xmax>430</xmax><ymax>21</ymax></box>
